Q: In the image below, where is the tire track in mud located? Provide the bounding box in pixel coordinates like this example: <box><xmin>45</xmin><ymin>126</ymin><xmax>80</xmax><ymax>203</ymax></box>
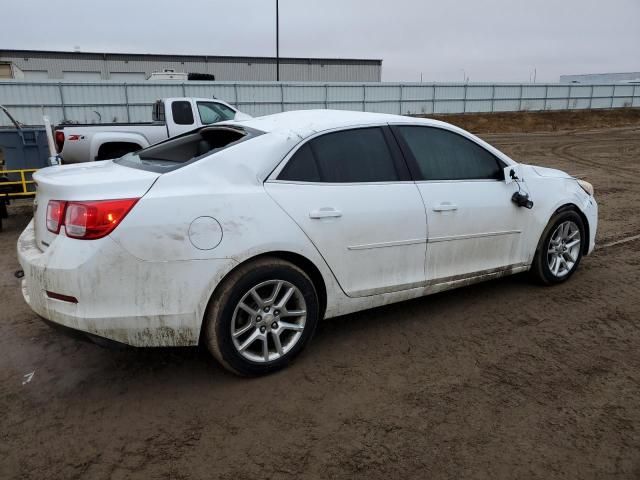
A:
<box><xmin>600</xmin><ymin>233</ymin><xmax>640</xmax><ymax>249</ymax></box>
<box><xmin>549</xmin><ymin>138</ymin><xmax>640</xmax><ymax>180</ymax></box>
<box><xmin>486</xmin><ymin>127</ymin><xmax>640</xmax><ymax>181</ymax></box>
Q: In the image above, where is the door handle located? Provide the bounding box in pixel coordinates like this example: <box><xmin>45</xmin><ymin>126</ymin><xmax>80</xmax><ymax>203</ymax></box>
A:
<box><xmin>309</xmin><ymin>207</ymin><xmax>342</xmax><ymax>219</ymax></box>
<box><xmin>432</xmin><ymin>202</ymin><xmax>458</xmax><ymax>212</ymax></box>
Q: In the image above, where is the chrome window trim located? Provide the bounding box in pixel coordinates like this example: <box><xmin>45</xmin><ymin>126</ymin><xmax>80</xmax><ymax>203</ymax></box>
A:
<box><xmin>266</xmin><ymin>179</ymin><xmax>416</xmax><ymax>186</ymax></box>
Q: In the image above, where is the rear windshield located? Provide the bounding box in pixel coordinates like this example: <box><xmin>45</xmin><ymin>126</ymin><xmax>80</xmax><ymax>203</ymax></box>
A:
<box><xmin>115</xmin><ymin>125</ymin><xmax>263</xmax><ymax>173</ymax></box>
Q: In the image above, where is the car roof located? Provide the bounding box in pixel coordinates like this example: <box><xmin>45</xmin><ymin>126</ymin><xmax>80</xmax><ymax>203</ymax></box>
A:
<box><xmin>187</xmin><ymin>109</ymin><xmax>514</xmax><ymax>182</ymax></box>
<box><xmin>224</xmin><ymin>109</ymin><xmax>441</xmax><ymax>139</ymax></box>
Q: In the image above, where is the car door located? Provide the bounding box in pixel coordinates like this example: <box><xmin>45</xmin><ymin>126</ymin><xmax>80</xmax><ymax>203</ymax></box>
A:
<box><xmin>265</xmin><ymin>126</ymin><xmax>427</xmax><ymax>297</ymax></box>
<box><xmin>166</xmin><ymin>99</ymin><xmax>198</xmax><ymax>136</ymax></box>
<box><xmin>392</xmin><ymin>125</ymin><xmax>529</xmax><ymax>283</ymax></box>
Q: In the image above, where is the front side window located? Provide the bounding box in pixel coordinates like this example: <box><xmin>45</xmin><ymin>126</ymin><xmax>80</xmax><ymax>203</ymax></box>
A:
<box><xmin>278</xmin><ymin>127</ymin><xmax>399</xmax><ymax>183</ymax></box>
<box><xmin>397</xmin><ymin>126</ymin><xmax>503</xmax><ymax>181</ymax></box>
<box><xmin>197</xmin><ymin>102</ymin><xmax>236</xmax><ymax>124</ymax></box>
<box><xmin>171</xmin><ymin>100</ymin><xmax>195</xmax><ymax>125</ymax></box>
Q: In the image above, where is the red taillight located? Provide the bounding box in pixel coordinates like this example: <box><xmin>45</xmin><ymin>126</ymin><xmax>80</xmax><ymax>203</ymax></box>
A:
<box><xmin>46</xmin><ymin>198</ymin><xmax>138</xmax><ymax>239</ymax></box>
<box><xmin>54</xmin><ymin>130</ymin><xmax>65</xmax><ymax>153</ymax></box>
<box><xmin>46</xmin><ymin>200</ymin><xmax>66</xmax><ymax>233</ymax></box>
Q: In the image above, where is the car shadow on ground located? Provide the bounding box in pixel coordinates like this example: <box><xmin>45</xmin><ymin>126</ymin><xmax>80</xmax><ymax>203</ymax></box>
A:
<box><xmin>44</xmin><ymin>271</ymin><xmax>534</xmax><ymax>386</ymax></box>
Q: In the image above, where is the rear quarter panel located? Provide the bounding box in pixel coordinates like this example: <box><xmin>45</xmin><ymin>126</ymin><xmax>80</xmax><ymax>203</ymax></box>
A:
<box><xmin>109</xmin><ymin>134</ymin><xmax>347</xmax><ymax>319</ymax></box>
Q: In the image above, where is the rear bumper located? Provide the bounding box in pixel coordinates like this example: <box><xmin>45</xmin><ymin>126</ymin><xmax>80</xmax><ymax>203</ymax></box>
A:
<box><xmin>18</xmin><ymin>220</ymin><xmax>235</xmax><ymax>347</ymax></box>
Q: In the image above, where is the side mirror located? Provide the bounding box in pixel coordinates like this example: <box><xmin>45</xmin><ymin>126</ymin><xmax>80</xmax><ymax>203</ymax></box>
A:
<box><xmin>504</xmin><ymin>164</ymin><xmax>523</xmax><ymax>184</ymax></box>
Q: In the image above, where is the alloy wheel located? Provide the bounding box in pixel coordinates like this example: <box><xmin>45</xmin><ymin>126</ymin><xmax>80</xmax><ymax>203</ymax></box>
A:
<box><xmin>547</xmin><ymin>220</ymin><xmax>581</xmax><ymax>278</ymax></box>
<box><xmin>231</xmin><ymin>280</ymin><xmax>307</xmax><ymax>363</ymax></box>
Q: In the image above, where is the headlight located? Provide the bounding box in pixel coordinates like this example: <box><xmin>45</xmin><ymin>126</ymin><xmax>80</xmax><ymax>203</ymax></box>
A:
<box><xmin>577</xmin><ymin>179</ymin><xmax>594</xmax><ymax>196</ymax></box>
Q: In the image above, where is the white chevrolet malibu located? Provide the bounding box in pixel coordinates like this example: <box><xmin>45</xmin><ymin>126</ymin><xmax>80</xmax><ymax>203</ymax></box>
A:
<box><xmin>18</xmin><ymin>110</ymin><xmax>597</xmax><ymax>375</ymax></box>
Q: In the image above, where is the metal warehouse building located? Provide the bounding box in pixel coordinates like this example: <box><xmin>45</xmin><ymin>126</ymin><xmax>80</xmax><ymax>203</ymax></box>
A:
<box><xmin>0</xmin><ymin>49</ymin><xmax>382</xmax><ymax>82</ymax></box>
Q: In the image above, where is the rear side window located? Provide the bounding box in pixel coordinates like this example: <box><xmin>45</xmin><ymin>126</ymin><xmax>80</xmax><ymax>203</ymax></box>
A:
<box><xmin>171</xmin><ymin>101</ymin><xmax>195</xmax><ymax>125</ymax></box>
<box><xmin>278</xmin><ymin>127</ymin><xmax>399</xmax><ymax>183</ymax></box>
<box><xmin>114</xmin><ymin>126</ymin><xmax>263</xmax><ymax>173</ymax></box>
<box><xmin>279</xmin><ymin>143</ymin><xmax>321</xmax><ymax>182</ymax></box>
<box><xmin>397</xmin><ymin>126</ymin><xmax>503</xmax><ymax>181</ymax></box>
<box><xmin>152</xmin><ymin>101</ymin><xmax>165</xmax><ymax>122</ymax></box>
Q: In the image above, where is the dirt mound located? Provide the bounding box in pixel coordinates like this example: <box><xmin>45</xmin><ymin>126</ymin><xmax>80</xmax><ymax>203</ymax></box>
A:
<box><xmin>425</xmin><ymin>107</ymin><xmax>640</xmax><ymax>134</ymax></box>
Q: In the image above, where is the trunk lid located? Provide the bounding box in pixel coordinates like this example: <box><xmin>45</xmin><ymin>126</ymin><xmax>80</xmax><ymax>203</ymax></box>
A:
<box><xmin>33</xmin><ymin>161</ymin><xmax>159</xmax><ymax>250</ymax></box>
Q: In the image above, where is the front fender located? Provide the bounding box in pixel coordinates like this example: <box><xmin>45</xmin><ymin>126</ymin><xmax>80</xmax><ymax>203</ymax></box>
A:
<box><xmin>524</xmin><ymin>171</ymin><xmax>597</xmax><ymax>261</ymax></box>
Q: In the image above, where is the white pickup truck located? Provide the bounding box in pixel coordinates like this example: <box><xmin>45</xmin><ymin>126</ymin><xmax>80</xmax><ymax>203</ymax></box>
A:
<box><xmin>54</xmin><ymin>97</ymin><xmax>251</xmax><ymax>163</ymax></box>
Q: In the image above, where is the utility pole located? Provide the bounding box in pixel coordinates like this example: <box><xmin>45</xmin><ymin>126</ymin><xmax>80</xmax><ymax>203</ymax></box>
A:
<box><xmin>276</xmin><ymin>0</ymin><xmax>280</xmax><ymax>81</ymax></box>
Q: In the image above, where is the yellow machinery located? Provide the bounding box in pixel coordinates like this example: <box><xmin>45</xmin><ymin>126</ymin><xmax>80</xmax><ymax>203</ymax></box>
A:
<box><xmin>0</xmin><ymin>168</ymin><xmax>37</xmax><ymax>197</ymax></box>
<box><xmin>0</xmin><ymin>168</ymin><xmax>37</xmax><ymax>230</ymax></box>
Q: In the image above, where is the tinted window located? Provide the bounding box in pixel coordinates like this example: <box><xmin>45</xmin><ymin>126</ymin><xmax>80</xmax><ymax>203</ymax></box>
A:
<box><xmin>278</xmin><ymin>143</ymin><xmax>321</xmax><ymax>182</ymax></box>
<box><xmin>398</xmin><ymin>126</ymin><xmax>503</xmax><ymax>180</ymax></box>
<box><xmin>279</xmin><ymin>128</ymin><xmax>398</xmax><ymax>183</ymax></box>
<box><xmin>152</xmin><ymin>101</ymin><xmax>165</xmax><ymax>122</ymax></box>
<box><xmin>171</xmin><ymin>101</ymin><xmax>195</xmax><ymax>125</ymax></box>
<box><xmin>197</xmin><ymin>102</ymin><xmax>236</xmax><ymax>124</ymax></box>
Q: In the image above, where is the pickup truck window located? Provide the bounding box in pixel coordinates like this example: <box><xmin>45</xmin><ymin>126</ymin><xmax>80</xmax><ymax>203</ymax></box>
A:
<box><xmin>114</xmin><ymin>126</ymin><xmax>263</xmax><ymax>173</ymax></box>
<box><xmin>152</xmin><ymin>101</ymin><xmax>165</xmax><ymax>122</ymax></box>
<box><xmin>197</xmin><ymin>102</ymin><xmax>236</xmax><ymax>124</ymax></box>
<box><xmin>172</xmin><ymin>101</ymin><xmax>195</xmax><ymax>125</ymax></box>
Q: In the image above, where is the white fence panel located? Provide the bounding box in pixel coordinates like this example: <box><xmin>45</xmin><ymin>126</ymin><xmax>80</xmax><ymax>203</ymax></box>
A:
<box><xmin>0</xmin><ymin>80</ymin><xmax>638</xmax><ymax>126</ymax></box>
<box><xmin>184</xmin><ymin>84</ymin><xmax>237</xmax><ymax>103</ymax></box>
<box><xmin>126</xmin><ymin>84</ymin><xmax>184</xmax><ymax>103</ymax></box>
<box><xmin>327</xmin><ymin>85</ymin><xmax>365</xmax><ymax>102</ymax></box>
<box><xmin>400</xmin><ymin>100</ymin><xmax>433</xmax><ymax>115</ymax></box>
<box><xmin>0</xmin><ymin>83</ymin><xmax>61</xmax><ymax>106</ymax></box>
<box><xmin>285</xmin><ymin>85</ymin><xmax>326</xmax><ymax>104</ymax></box>
<box><xmin>62</xmin><ymin>84</ymin><xmax>126</xmax><ymax>105</ymax></box>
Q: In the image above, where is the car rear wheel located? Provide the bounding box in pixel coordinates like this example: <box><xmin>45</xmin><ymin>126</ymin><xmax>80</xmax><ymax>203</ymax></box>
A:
<box><xmin>204</xmin><ymin>257</ymin><xmax>319</xmax><ymax>376</ymax></box>
<box><xmin>532</xmin><ymin>209</ymin><xmax>585</xmax><ymax>285</ymax></box>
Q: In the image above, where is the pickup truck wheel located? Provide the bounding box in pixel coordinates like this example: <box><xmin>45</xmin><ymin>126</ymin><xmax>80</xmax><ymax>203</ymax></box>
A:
<box><xmin>204</xmin><ymin>258</ymin><xmax>319</xmax><ymax>376</ymax></box>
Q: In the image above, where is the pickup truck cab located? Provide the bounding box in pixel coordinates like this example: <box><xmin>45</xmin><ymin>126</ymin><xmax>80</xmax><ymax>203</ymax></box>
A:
<box><xmin>55</xmin><ymin>97</ymin><xmax>251</xmax><ymax>163</ymax></box>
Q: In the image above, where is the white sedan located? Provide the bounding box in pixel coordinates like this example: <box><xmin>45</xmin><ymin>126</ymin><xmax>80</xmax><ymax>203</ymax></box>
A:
<box><xmin>18</xmin><ymin>110</ymin><xmax>598</xmax><ymax>375</ymax></box>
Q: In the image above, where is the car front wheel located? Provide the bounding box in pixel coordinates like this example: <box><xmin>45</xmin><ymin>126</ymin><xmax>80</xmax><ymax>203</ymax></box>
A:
<box><xmin>532</xmin><ymin>209</ymin><xmax>585</xmax><ymax>285</ymax></box>
<box><xmin>204</xmin><ymin>257</ymin><xmax>319</xmax><ymax>376</ymax></box>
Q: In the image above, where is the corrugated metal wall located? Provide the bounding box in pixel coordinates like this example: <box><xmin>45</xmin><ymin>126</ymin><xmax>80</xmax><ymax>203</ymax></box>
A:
<box><xmin>0</xmin><ymin>51</ymin><xmax>382</xmax><ymax>82</ymax></box>
<box><xmin>0</xmin><ymin>81</ymin><xmax>638</xmax><ymax>126</ymax></box>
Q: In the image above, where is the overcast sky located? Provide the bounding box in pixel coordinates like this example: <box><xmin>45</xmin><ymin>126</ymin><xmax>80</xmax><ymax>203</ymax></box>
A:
<box><xmin>3</xmin><ymin>0</ymin><xmax>639</xmax><ymax>82</ymax></box>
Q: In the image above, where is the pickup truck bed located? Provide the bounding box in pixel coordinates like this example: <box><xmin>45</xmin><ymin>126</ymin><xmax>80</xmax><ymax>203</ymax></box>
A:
<box><xmin>55</xmin><ymin>123</ymin><xmax>169</xmax><ymax>162</ymax></box>
<box><xmin>55</xmin><ymin>97</ymin><xmax>249</xmax><ymax>163</ymax></box>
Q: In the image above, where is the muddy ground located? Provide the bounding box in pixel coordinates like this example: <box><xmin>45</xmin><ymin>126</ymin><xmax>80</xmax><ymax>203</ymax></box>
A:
<box><xmin>429</xmin><ymin>107</ymin><xmax>640</xmax><ymax>134</ymax></box>
<box><xmin>1</xmin><ymin>112</ymin><xmax>640</xmax><ymax>479</ymax></box>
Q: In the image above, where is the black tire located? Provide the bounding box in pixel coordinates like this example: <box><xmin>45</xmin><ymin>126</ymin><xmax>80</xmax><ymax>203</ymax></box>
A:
<box><xmin>204</xmin><ymin>257</ymin><xmax>319</xmax><ymax>376</ymax></box>
<box><xmin>531</xmin><ymin>209</ymin><xmax>586</xmax><ymax>285</ymax></box>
